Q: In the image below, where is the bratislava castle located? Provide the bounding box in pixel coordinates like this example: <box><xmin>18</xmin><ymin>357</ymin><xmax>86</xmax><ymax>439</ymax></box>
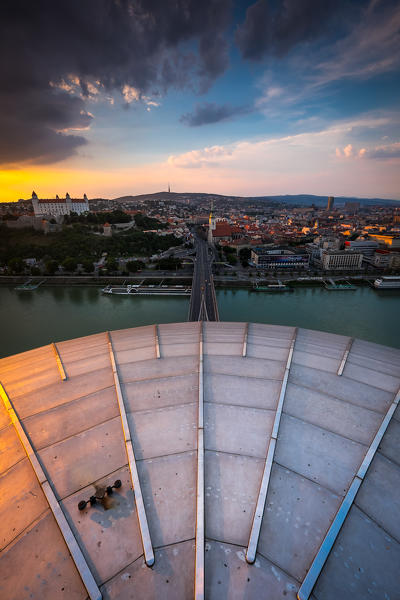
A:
<box><xmin>31</xmin><ymin>191</ymin><xmax>89</xmax><ymax>217</ymax></box>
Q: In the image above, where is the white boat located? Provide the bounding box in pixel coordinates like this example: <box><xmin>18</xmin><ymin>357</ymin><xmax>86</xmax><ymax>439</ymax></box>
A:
<box><xmin>102</xmin><ymin>284</ymin><xmax>140</xmax><ymax>295</ymax></box>
<box><xmin>102</xmin><ymin>284</ymin><xmax>191</xmax><ymax>296</ymax></box>
<box><xmin>373</xmin><ymin>276</ymin><xmax>400</xmax><ymax>289</ymax></box>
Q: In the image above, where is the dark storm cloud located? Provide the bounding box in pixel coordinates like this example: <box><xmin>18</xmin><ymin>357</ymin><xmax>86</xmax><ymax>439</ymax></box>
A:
<box><xmin>180</xmin><ymin>102</ymin><xmax>251</xmax><ymax>126</ymax></box>
<box><xmin>0</xmin><ymin>0</ymin><xmax>232</xmax><ymax>166</ymax></box>
<box><xmin>236</xmin><ymin>0</ymin><xmax>343</xmax><ymax>60</ymax></box>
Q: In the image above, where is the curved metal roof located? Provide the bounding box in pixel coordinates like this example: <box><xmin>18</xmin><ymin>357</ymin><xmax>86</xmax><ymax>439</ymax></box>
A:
<box><xmin>0</xmin><ymin>322</ymin><xmax>399</xmax><ymax>600</ymax></box>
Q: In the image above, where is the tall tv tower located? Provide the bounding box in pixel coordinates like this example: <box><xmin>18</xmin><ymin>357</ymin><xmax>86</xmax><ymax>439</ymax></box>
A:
<box><xmin>168</xmin><ymin>182</ymin><xmax>171</xmax><ymax>193</ymax></box>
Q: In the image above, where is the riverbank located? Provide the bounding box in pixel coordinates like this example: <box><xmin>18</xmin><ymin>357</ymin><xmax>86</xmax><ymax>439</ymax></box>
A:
<box><xmin>0</xmin><ymin>273</ymin><xmax>387</xmax><ymax>289</ymax></box>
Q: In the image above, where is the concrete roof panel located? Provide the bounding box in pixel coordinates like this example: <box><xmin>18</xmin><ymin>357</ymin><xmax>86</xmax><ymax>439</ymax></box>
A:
<box><xmin>57</xmin><ymin>347</ymin><xmax>111</xmax><ymax>378</ymax></box>
<box><xmin>123</xmin><ymin>373</ymin><xmax>198</xmax><ymax>412</ymax></box>
<box><xmin>246</xmin><ymin>343</ymin><xmax>291</xmax><ymax>361</ymax></box>
<box><xmin>248</xmin><ymin>322</ymin><xmax>295</xmax><ymax>340</ymax></box>
<box><xmin>24</xmin><ymin>386</ymin><xmax>119</xmax><ymax>450</ymax></box>
<box><xmin>127</xmin><ymin>403</ymin><xmax>197</xmax><ymax>460</ymax></box>
<box><xmin>0</xmin><ymin>424</ymin><xmax>26</xmax><ymax>474</ymax></box>
<box><xmin>204</xmin><ymin>341</ymin><xmax>244</xmax><ymax>356</ymax></box>
<box><xmin>101</xmin><ymin>539</ymin><xmax>195</xmax><ymax>600</ymax></box>
<box><xmin>0</xmin><ymin>347</ymin><xmax>60</xmax><ymax>398</ymax></box>
<box><xmin>109</xmin><ymin>325</ymin><xmax>157</xmax><ymax>351</ymax></box>
<box><xmin>284</xmin><ymin>383</ymin><xmax>382</xmax><ymax>445</ymax></box>
<box><xmin>342</xmin><ymin>362</ymin><xmax>400</xmax><ymax>393</ymax></box>
<box><xmin>0</xmin><ymin>344</ymin><xmax>51</xmax><ymax>369</ymax></box>
<box><xmin>258</xmin><ymin>463</ymin><xmax>341</xmax><ymax>581</ymax></box>
<box><xmin>377</xmin><ymin>418</ymin><xmax>400</xmax><ymax>466</ymax></box>
<box><xmin>350</xmin><ymin>338</ymin><xmax>400</xmax><ymax>366</ymax></box>
<box><xmin>355</xmin><ymin>453</ymin><xmax>400</xmax><ymax>542</ymax></box>
<box><xmin>38</xmin><ymin>416</ymin><xmax>127</xmax><ymax>499</ymax></box>
<box><xmin>289</xmin><ymin>363</ymin><xmax>393</xmax><ymax>413</ymax></box>
<box><xmin>204</xmin><ymin>355</ymin><xmax>286</xmax><ymax>379</ymax></box>
<box><xmin>204</xmin><ymin>402</ymin><xmax>273</xmax><ymax>458</ymax></box>
<box><xmin>0</xmin><ymin>511</ymin><xmax>88</xmax><ymax>600</ymax></box>
<box><xmin>294</xmin><ymin>341</ymin><xmax>345</xmax><ymax>360</ymax></box>
<box><xmin>275</xmin><ymin>414</ymin><xmax>367</xmax><ymax>495</ymax></box>
<box><xmin>205</xmin><ymin>539</ymin><xmax>299</xmax><ymax>600</ymax></box>
<box><xmin>313</xmin><ymin>506</ymin><xmax>400</xmax><ymax>600</ymax></box>
<box><xmin>204</xmin><ymin>372</ymin><xmax>282</xmax><ymax>410</ymax></box>
<box><xmin>297</xmin><ymin>328</ymin><xmax>349</xmax><ymax>349</ymax></box>
<box><xmin>118</xmin><ymin>355</ymin><xmax>198</xmax><ymax>384</ymax></box>
<box><xmin>138</xmin><ymin>451</ymin><xmax>197</xmax><ymax>548</ymax></box>
<box><xmin>292</xmin><ymin>349</ymin><xmax>341</xmax><ymax>373</ymax></box>
<box><xmin>347</xmin><ymin>352</ymin><xmax>400</xmax><ymax>376</ymax></box>
<box><xmin>114</xmin><ymin>345</ymin><xmax>158</xmax><ymax>364</ymax></box>
<box><xmin>157</xmin><ymin>342</ymin><xmax>199</xmax><ymax>357</ymax></box>
<box><xmin>12</xmin><ymin>366</ymin><xmax>114</xmax><ymax>418</ymax></box>
<box><xmin>57</xmin><ymin>332</ymin><xmax>108</xmax><ymax>358</ymax></box>
<box><xmin>205</xmin><ymin>450</ymin><xmax>264</xmax><ymax>546</ymax></box>
<box><xmin>61</xmin><ymin>466</ymin><xmax>143</xmax><ymax>585</ymax></box>
<box><xmin>0</xmin><ymin>458</ymin><xmax>48</xmax><ymax>550</ymax></box>
<box><xmin>247</xmin><ymin>335</ymin><xmax>292</xmax><ymax>349</ymax></box>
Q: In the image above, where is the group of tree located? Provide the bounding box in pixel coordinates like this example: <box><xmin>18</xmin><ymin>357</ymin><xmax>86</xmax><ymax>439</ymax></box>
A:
<box><xmin>134</xmin><ymin>213</ymin><xmax>167</xmax><ymax>230</ymax></box>
<box><xmin>0</xmin><ymin>223</ymin><xmax>181</xmax><ymax>270</ymax></box>
<box><xmin>64</xmin><ymin>209</ymin><xmax>131</xmax><ymax>225</ymax></box>
<box><xmin>154</xmin><ymin>257</ymin><xmax>182</xmax><ymax>270</ymax></box>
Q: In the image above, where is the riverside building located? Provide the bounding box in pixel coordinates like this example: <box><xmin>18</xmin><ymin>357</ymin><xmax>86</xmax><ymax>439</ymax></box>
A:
<box><xmin>251</xmin><ymin>247</ymin><xmax>310</xmax><ymax>269</ymax></box>
<box><xmin>321</xmin><ymin>249</ymin><xmax>363</xmax><ymax>270</ymax></box>
<box><xmin>31</xmin><ymin>191</ymin><xmax>89</xmax><ymax>217</ymax></box>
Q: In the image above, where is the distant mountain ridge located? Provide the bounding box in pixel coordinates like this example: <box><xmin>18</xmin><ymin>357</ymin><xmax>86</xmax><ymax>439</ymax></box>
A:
<box><xmin>111</xmin><ymin>191</ymin><xmax>399</xmax><ymax>207</ymax></box>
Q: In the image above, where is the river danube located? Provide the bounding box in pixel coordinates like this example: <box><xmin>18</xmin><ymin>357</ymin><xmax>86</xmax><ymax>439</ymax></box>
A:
<box><xmin>1</xmin><ymin>285</ymin><xmax>399</xmax><ymax>358</ymax></box>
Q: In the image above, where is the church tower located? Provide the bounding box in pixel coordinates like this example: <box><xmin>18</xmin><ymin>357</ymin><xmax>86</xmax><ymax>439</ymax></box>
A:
<box><xmin>208</xmin><ymin>199</ymin><xmax>216</xmax><ymax>245</ymax></box>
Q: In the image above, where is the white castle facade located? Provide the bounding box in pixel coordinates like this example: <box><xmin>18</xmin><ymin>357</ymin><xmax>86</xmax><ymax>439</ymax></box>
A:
<box><xmin>31</xmin><ymin>191</ymin><xmax>89</xmax><ymax>217</ymax></box>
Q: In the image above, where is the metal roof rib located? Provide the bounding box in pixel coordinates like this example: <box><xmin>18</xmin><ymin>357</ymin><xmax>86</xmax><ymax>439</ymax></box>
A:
<box><xmin>337</xmin><ymin>337</ymin><xmax>353</xmax><ymax>376</ymax></box>
<box><xmin>195</xmin><ymin>322</ymin><xmax>205</xmax><ymax>600</ymax></box>
<box><xmin>246</xmin><ymin>328</ymin><xmax>297</xmax><ymax>564</ymax></box>
<box><xmin>107</xmin><ymin>331</ymin><xmax>155</xmax><ymax>567</ymax></box>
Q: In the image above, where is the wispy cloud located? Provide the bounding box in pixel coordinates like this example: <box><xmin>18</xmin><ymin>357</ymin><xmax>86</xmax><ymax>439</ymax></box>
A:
<box><xmin>180</xmin><ymin>102</ymin><xmax>251</xmax><ymax>126</ymax></box>
<box><xmin>253</xmin><ymin>1</ymin><xmax>400</xmax><ymax>119</ymax></box>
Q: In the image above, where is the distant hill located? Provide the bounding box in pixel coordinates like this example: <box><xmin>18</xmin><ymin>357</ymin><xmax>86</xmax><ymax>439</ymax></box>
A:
<box><xmin>111</xmin><ymin>191</ymin><xmax>399</xmax><ymax>207</ymax></box>
<box><xmin>249</xmin><ymin>194</ymin><xmax>399</xmax><ymax>207</ymax></box>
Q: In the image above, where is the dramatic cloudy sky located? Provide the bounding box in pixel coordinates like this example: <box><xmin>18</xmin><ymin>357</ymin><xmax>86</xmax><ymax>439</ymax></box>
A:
<box><xmin>1</xmin><ymin>0</ymin><xmax>400</xmax><ymax>201</ymax></box>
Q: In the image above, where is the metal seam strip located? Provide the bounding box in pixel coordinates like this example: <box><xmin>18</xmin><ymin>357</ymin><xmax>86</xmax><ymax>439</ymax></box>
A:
<box><xmin>242</xmin><ymin>323</ymin><xmax>249</xmax><ymax>357</ymax></box>
<box><xmin>337</xmin><ymin>337</ymin><xmax>353</xmax><ymax>376</ymax></box>
<box><xmin>0</xmin><ymin>382</ymin><xmax>101</xmax><ymax>600</ymax></box>
<box><xmin>195</xmin><ymin>322</ymin><xmax>205</xmax><ymax>600</ymax></box>
<box><xmin>107</xmin><ymin>332</ymin><xmax>155</xmax><ymax>567</ymax></box>
<box><xmin>52</xmin><ymin>342</ymin><xmax>67</xmax><ymax>380</ymax></box>
<box><xmin>246</xmin><ymin>328</ymin><xmax>297</xmax><ymax>564</ymax></box>
<box><xmin>210</xmin><ymin>274</ymin><xmax>219</xmax><ymax>321</ymax></box>
<box><xmin>297</xmin><ymin>386</ymin><xmax>400</xmax><ymax>600</ymax></box>
<box><xmin>155</xmin><ymin>325</ymin><xmax>161</xmax><ymax>359</ymax></box>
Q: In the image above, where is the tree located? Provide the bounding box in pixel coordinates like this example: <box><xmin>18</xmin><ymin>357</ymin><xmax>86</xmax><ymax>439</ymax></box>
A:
<box><xmin>105</xmin><ymin>257</ymin><xmax>118</xmax><ymax>272</ymax></box>
<box><xmin>62</xmin><ymin>257</ymin><xmax>78</xmax><ymax>272</ymax></box>
<box><xmin>45</xmin><ymin>260</ymin><xmax>59</xmax><ymax>275</ymax></box>
<box><xmin>8</xmin><ymin>257</ymin><xmax>24</xmax><ymax>273</ymax></box>
<box><xmin>126</xmin><ymin>260</ymin><xmax>145</xmax><ymax>273</ymax></box>
<box><xmin>82</xmin><ymin>259</ymin><xmax>94</xmax><ymax>273</ymax></box>
<box><xmin>239</xmin><ymin>247</ymin><xmax>251</xmax><ymax>267</ymax></box>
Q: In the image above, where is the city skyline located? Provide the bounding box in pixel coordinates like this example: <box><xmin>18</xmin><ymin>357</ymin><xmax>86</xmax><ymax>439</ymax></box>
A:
<box><xmin>1</xmin><ymin>0</ymin><xmax>400</xmax><ymax>202</ymax></box>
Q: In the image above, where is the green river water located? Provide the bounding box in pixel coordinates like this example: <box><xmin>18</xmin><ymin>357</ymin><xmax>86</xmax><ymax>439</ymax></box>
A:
<box><xmin>0</xmin><ymin>285</ymin><xmax>399</xmax><ymax>358</ymax></box>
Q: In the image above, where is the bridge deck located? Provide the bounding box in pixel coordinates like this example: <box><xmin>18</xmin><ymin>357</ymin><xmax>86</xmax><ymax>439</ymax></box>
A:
<box><xmin>188</xmin><ymin>238</ymin><xmax>219</xmax><ymax>322</ymax></box>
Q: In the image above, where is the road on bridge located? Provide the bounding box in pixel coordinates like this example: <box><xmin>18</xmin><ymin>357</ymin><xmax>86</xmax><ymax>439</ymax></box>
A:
<box><xmin>188</xmin><ymin>237</ymin><xmax>219</xmax><ymax>321</ymax></box>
